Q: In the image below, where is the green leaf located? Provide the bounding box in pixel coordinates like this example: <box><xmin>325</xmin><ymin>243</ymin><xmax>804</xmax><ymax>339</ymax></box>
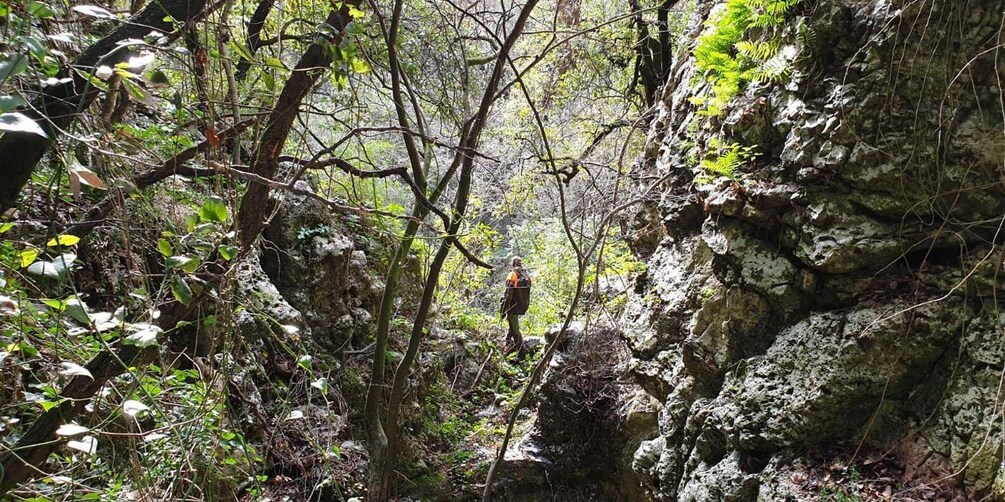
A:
<box><xmin>297</xmin><ymin>355</ymin><xmax>313</xmax><ymax>371</ymax></box>
<box><xmin>311</xmin><ymin>377</ymin><xmax>329</xmax><ymax>395</ymax></box>
<box><xmin>199</xmin><ymin>196</ymin><xmax>228</xmax><ymax>223</ymax></box>
<box><xmin>218</xmin><ymin>245</ymin><xmax>238</xmax><ymax>261</ymax></box>
<box><xmin>264</xmin><ymin>57</ymin><xmax>286</xmax><ymax>70</ymax></box>
<box><xmin>63</xmin><ymin>298</ymin><xmax>92</xmax><ymax>324</ymax></box>
<box><xmin>0</xmin><ymin>222</ymin><xmax>13</xmax><ymax>234</ymax></box>
<box><xmin>40</xmin><ymin>298</ymin><xmax>64</xmax><ymax>310</ymax></box>
<box><xmin>165</xmin><ymin>255</ymin><xmax>200</xmax><ymax>273</ymax></box>
<box><xmin>0</xmin><ymin>112</ymin><xmax>47</xmax><ymax>138</ymax></box>
<box><xmin>19</xmin><ymin>249</ymin><xmax>38</xmax><ymax>268</ymax></box>
<box><xmin>157</xmin><ymin>238</ymin><xmax>173</xmax><ymax>257</ymax></box>
<box><xmin>26</xmin><ymin>1</ymin><xmax>56</xmax><ymax>18</ymax></box>
<box><xmin>124</xmin><ymin>323</ymin><xmax>161</xmax><ymax>347</ymax></box>
<box><xmin>350</xmin><ymin>57</ymin><xmax>371</xmax><ymax>74</ymax></box>
<box><xmin>229</xmin><ymin>40</ymin><xmax>254</xmax><ymax>62</ymax></box>
<box><xmin>21</xmin><ymin>35</ymin><xmax>48</xmax><ymax>60</ymax></box>
<box><xmin>145</xmin><ymin>69</ymin><xmax>170</xmax><ymax>86</ymax></box>
<box><xmin>0</xmin><ymin>95</ymin><xmax>24</xmax><ymax>113</ymax></box>
<box><xmin>0</xmin><ymin>53</ymin><xmax>27</xmax><ymax>86</ymax></box>
<box><xmin>46</xmin><ymin>234</ymin><xmax>80</xmax><ymax>247</ymax></box>
<box><xmin>170</xmin><ymin>276</ymin><xmax>194</xmax><ymax>305</ymax></box>
<box><xmin>347</xmin><ymin>5</ymin><xmax>365</xmax><ymax>18</ymax></box>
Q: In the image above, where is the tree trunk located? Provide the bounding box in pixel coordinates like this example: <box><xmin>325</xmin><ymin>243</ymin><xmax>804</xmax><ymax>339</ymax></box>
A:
<box><xmin>0</xmin><ymin>0</ymin><xmax>210</xmax><ymax>213</ymax></box>
<box><xmin>236</xmin><ymin>4</ymin><xmax>359</xmax><ymax>243</ymax></box>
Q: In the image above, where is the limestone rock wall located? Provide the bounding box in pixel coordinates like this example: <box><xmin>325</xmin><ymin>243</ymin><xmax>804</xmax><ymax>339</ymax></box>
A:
<box><xmin>623</xmin><ymin>0</ymin><xmax>1005</xmax><ymax>499</ymax></box>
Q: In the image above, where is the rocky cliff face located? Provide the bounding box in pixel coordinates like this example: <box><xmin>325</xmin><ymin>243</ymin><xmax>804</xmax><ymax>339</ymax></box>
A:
<box><xmin>624</xmin><ymin>0</ymin><xmax>1005</xmax><ymax>499</ymax></box>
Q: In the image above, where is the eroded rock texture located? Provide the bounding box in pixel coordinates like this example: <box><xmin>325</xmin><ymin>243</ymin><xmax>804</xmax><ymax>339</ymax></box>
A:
<box><xmin>624</xmin><ymin>0</ymin><xmax>1005</xmax><ymax>499</ymax></box>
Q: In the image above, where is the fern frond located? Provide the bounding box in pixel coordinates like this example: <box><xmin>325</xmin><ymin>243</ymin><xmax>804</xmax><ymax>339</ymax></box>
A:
<box><xmin>735</xmin><ymin>40</ymin><xmax>779</xmax><ymax>61</ymax></box>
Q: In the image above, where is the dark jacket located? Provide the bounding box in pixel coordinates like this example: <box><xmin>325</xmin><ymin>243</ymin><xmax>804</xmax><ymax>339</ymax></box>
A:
<box><xmin>501</xmin><ymin>267</ymin><xmax>531</xmax><ymax>316</ymax></box>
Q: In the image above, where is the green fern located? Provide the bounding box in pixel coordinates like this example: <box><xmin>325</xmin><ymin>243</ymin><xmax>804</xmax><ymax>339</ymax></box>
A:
<box><xmin>735</xmin><ymin>40</ymin><xmax>780</xmax><ymax>61</ymax></box>
<box><xmin>691</xmin><ymin>0</ymin><xmax>804</xmax><ymax>117</ymax></box>
<box><xmin>698</xmin><ymin>139</ymin><xmax>757</xmax><ymax>178</ymax></box>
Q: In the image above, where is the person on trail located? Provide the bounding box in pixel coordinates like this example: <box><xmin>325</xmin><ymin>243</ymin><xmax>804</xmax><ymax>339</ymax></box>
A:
<box><xmin>500</xmin><ymin>256</ymin><xmax>531</xmax><ymax>355</ymax></box>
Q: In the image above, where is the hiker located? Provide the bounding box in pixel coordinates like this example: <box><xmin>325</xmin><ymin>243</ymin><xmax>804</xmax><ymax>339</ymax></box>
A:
<box><xmin>499</xmin><ymin>256</ymin><xmax>531</xmax><ymax>354</ymax></box>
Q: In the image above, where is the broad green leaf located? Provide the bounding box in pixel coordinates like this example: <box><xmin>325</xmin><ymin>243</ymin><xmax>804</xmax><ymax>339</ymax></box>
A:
<box><xmin>41</xmin><ymin>298</ymin><xmax>64</xmax><ymax>310</ymax></box>
<box><xmin>0</xmin><ymin>95</ymin><xmax>25</xmax><ymax>113</ymax></box>
<box><xmin>166</xmin><ymin>255</ymin><xmax>199</xmax><ymax>273</ymax></box>
<box><xmin>19</xmin><ymin>249</ymin><xmax>38</xmax><ymax>268</ymax></box>
<box><xmin>229</xmin><ymin>40</ymin><xmax>254</xmax><ymax>61</ymax></box>
<box><xmin>145</xmin><ymin>69</ymin><xmax>170</xmax><ymax>86</ymax></box>
<box><xmin>170</xmin><ymin>276</ymin><xmax>193</xmax><ymax>305</ymax></box>
<box><xmin>311</xmin><ymin>377</ymin><xmax>329</xmax><ymax>395</ymax></box>
<box><xmin>157</xmin><ymin>238</ymin><xmax>173</xmax><ymax>257</ymax></box>
<box><xmin>264</xmin><ymin>57</ymin><xmax>286</xmax><ymax>70</ymax></box>
<box><xmin>350</xmin><ymin>57</ymin><xmax>371</xmax><ymax>74</ymax></box>
<box><xmin>21</xmin><ymin>35</ymin><xmax>48</xmax><ymax>59</ymax></box>
<box><xmin>63</xmin><ymin>298</ymin><xmax>91</xmax><ymax>324</ymax></box>
<box><xmin>0</xmin><ymin>222</ymin><xmax>13</xmax><ymax>234</ymax></box>
<box><xmin>347</xmin><ymin>5</ymin><xmax>365</xmax><ymax>18</ymax></box>
<box><xmin>46</xmin><ymin>234</ymin><xmax>80</xmax><ymax>247</ymax></box>
<box><xmin>218</xmin><ymin>245</ymin><xmax>238</xmax><ymax>260</ymax></box>
<box><xmin>0</xmin><ymin>112</ymin><xmax>47</xmax><ymax>138</ymax></box>
<box><xmin>26</xmin><ymin>1</ymin><xmax>56</xmax><ymax>18</ymax></box>
<box><xmin>296</xmin><ymin>354</ymin><xmax>312</xmax><ymax>370</ymax></box>
<box><xmin>199</xmin><ymin>196</ymin><xmax>228</xmax><ymax>223</ymax></box>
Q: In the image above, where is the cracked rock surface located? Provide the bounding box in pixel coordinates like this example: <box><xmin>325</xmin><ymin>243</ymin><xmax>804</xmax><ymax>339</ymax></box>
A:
<box><xmin>622</xmin><ymin>0</ymin><xmax>1005</xmax><ymax>499</ymax></box>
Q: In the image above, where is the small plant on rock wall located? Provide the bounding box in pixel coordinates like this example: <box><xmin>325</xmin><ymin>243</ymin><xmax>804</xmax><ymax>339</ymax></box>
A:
<box><xmin>688</xmin><ymin>0</ymin><xmax>804</xmax><ymax>179</ymax></box>
<box><xmin>690</xmin><ymin>0</ymin><xmax>804</xmax><ymax>117</ymax></box>
<box><xmin>697</xmin><ymin>137</ymin><xmax>757</xmax><ymax>179</ymax></box>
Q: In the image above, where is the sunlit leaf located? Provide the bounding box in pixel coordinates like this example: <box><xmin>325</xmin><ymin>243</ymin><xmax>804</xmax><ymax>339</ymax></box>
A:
<box><xmin>0</xmin><ymin>53</ymin><xmax>27</xmax><ymax>85</ymax></box>
<box><xmin>27</xmin><ymin>260</ymin><xmax>59</xmax><ymax>278</ymax></box>
<box><xmin>0</xmin><ymin>95</ymin><xmax>24</xmax><ymax>113</ymax></box>
<box><xmin>122</xmin><ymin>399</ymin><xmax>149</xmax><ymax>416</ymax></box>
<box><xmin>60</xmin><ymin>362</ymin><xmax>93</xmax><ymax>379</ymax></box>
<box><xmin>157</xmin><ymin>238</ymin><xmax>173</xmax><ymax>257</ymax></box>
<box><xmin>19</xmin><ymin>249</ymin><xmax>38</xmax><ymax>268</ymax></box>
<box><xmin>46</xmin><ymin>234</ymin><xmax>80</xmax><ymax>247</ymax></box>
<box><xmin>56</xmin><ymin>423</ymin><xmax>89</xmax><ymax>436</ymax></box>
<box><xmin>26</xmin><ymin>1</ymin><xmax>56</xmax><ymax>18</ymax></box>
<box><xmin>311</xmin><ymin>378</ymin><xmax>329</xmax><ymax>395</ymax></box>
<box><xmin>124</xmin><ymin>323</ymin><xmax>161</xmax><ymax>347</ymax></box>
<box><xmin>165</xmin><ymin>255</ymin><xmax>199</xmax><ymax>273</ymax></box>
<box><xmin>67</xmin><ymin>435</ymin><xmax>97</xmax><ymax>455</ymax></box>
<box><xmin>218</xmin><ymin>244</ymin><xmax>238</xmax><ymax>260</ymax></box>
<box><xmin>63</xmin><ymin>298</ymin><xmax>91</xmax><ymax>324</ymax></box>
<box><xmin>0</xmin><ymin>112</ymin><xmax>47</xmax><ymax>138</ymax></box>
<box><xmin>71</xmin><ymin>4</ymin><xmax>114</xmax><ymax>19</ymax></box>
<box><xmin>199</xmin><ymin>196</ymin><xmax>228</xmax><ymax>223</ymax></box>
